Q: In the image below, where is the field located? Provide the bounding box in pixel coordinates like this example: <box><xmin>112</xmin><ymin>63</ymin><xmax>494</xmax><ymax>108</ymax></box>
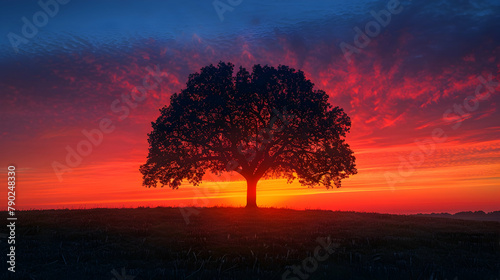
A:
<box><xmin>2</xmin><ymin>207</ymin><xmax>499</xmax><ymax>280</ymax></box>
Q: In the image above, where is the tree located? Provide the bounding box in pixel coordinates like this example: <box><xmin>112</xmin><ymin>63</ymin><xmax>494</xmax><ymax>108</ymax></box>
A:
<box><xmin>140</xmin><ymin>62</ymin><xmax>357</xmax><ymax>208</ymax></box>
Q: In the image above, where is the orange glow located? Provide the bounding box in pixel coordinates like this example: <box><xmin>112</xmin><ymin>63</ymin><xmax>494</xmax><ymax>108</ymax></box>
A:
<box><xmin>9</xmin><ymin>135</ymin><xmax>500</xmax><ymax>213</ymax></box>
<box><xmin>2</xmin><ymin>36</ymin><xmax>499</xmax><ymax>214</ymax></box>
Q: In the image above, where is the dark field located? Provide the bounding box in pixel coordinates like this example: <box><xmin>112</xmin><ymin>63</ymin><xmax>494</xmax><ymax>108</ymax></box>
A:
<box><xmin>2</xmin><ymin>207</ymin><xmax>499</xmax><ymax>280</ymax></box>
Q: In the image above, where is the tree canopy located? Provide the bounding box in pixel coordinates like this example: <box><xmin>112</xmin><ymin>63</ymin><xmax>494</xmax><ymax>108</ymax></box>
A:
<box><xmin>140</xmin><ymin>62</ymin><xmax>357</xmax><ymax>207</ymax></box>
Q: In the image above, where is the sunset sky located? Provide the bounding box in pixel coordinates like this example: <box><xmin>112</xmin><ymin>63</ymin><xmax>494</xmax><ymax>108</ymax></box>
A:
<box><xmin>1</xmin><ymin>0</ymin><xmax>499</xmax><ymax>213</ymax></box>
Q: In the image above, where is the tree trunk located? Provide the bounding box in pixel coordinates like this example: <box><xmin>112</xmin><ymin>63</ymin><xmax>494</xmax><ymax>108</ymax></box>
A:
<box><xmin>245</xmin><ymin>178</ymin><xmax>258</xmax><ymax>208</ymax></box>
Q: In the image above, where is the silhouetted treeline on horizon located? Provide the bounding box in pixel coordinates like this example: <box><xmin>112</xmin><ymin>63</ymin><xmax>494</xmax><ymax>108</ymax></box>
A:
<box><xmin>416</xmin><ymin>211</ymin><xmax>500</xmax><ymax>222</ymax></box>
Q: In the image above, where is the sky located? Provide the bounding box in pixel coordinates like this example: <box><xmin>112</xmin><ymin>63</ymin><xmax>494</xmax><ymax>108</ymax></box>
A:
<box><xmin>0</xmin><ymin>0</ymin><xmax>499</xmax><ymax>213</ymax></box>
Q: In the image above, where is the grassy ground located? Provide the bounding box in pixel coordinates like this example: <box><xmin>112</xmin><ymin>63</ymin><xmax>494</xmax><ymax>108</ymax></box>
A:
<box><xmin>1</xmin><ymin>207</ymin><xmax>499</xmax><ymax>280</ymax></box>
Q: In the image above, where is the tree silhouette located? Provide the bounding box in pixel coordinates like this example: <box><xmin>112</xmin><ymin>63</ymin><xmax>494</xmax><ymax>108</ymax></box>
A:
<box><xmin>140</xmin><ymin>62</ymin><xmax>357</xmax><ymax>208</ymax></box>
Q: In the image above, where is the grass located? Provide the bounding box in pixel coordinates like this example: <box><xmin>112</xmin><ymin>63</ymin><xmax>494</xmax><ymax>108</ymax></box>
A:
<box><xmin>1</xmin><ymin>207</ymin><xmax>499</xmax><ymax>280</ymax></box>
